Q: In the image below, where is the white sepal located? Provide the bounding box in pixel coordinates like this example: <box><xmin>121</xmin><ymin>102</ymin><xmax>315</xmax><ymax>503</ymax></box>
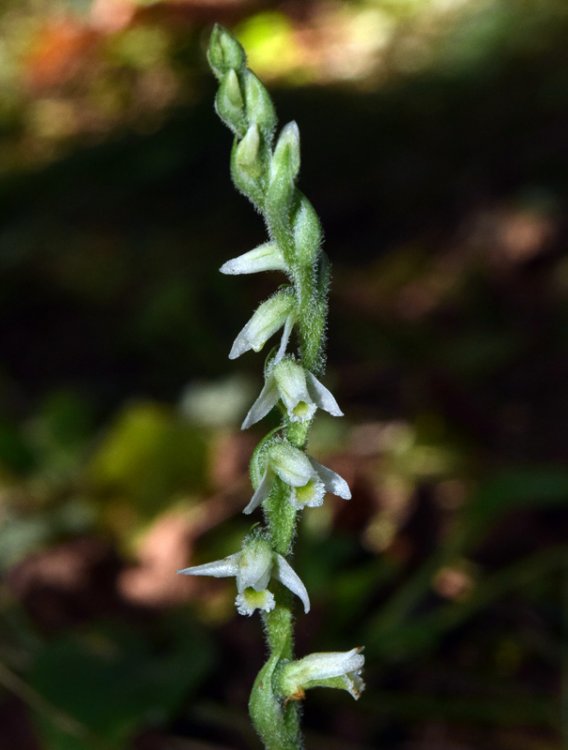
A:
<box><xmin>220</xmin><ymin>241</ymin><xmax>287</xmax><ymax>276</ymax></box>
<box><xmin>242</xmin><ymin>469</ymin><xmax>272</xmax><ymax>515</ymax></box>
<box><xmin>274</xmin><ymin>554</ymin><xmax>310</xmax><ymax>614</ymax></box>
<box><xmin>241</xmin><ymin>378</ymin><xmax>279</xmax><ymax>430</ymax></box>
<box><xmin>274</xmin><ymin>313</ymin><xmax>294</xmax><ymax>364</ymax></box>
<box><xmin>310</xmin><ymin>458</ymin><xmax>351</xmax><ymax>500</ymax></box>
<box><xmin>229</xmin><ymin>291</ymin><xmax>295</xmax><ymax>360</ymax></box>
<box><xmin>305</xmin><ymin>372</ymin><xmax>343</xmax><ymax>417</ymax></box>
<box><xmin>177</xmin><ymin>553</ymin><xmax>240</xmax><ymax>578</ymax></box>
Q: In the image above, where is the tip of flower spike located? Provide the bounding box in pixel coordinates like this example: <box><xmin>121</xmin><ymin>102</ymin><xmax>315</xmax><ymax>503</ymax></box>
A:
<box><xmin>207</xmin><ymin>24</ymin><xmax>246</xmax><ymax>79</ymax></box>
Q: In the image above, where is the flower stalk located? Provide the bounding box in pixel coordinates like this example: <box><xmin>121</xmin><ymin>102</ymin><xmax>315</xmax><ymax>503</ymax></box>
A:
<box><xmin>179</xmin><ymin>25</ymin><xmax>365</xmax><ymax>748</ymax></box>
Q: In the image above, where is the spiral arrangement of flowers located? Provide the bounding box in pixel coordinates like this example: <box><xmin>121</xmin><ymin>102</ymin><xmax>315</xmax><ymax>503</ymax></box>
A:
<box><xmin>178</xmin><ymin>25</ymin><xmax>365</xmax><ymax>749</ymax></box>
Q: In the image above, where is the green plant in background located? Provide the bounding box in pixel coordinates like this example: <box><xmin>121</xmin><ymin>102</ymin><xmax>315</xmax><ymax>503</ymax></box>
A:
<box><xmin>177</xmin><ymin>25</ymin><xmax>364</xmax><ymax>750</ymax></box>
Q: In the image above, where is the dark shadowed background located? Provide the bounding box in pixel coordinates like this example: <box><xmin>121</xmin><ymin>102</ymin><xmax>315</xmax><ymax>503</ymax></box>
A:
<box><xmin>0</xmin><ymin>1</ymin><xmax>567</xmax><ymax>748</ymax></box>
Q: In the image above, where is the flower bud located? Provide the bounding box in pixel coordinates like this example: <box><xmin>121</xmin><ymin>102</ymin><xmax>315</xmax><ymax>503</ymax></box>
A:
<box><xmin>271</xmin><ymin>122</ymin><xmax>301</xmax><ymax>184</ymax></box>
<box><xmin>220</xmin><ymin>241</ymin><xmax>287</xmax><ymax>276</ymax></box>
<box><xmin>264</xmin><ymin>123</ymin><xmax>301</xmax><ymax>260</ymax></box>
<box><xmin>215</xmin><ymin>69</ymin><xmax>246</xmax><ymax>137</ymax></box>
<box><xmin>229</xmin><ymin>289</ymin><xmax>296</xmax><ymax>359</ymax></box>
<box><xmin>293</xmin><ymin>195</ymin><xmax>321</xmax><ymax>268</ymax></box>
<box><xmin>207</xmin><ymin>24</ymin><xmax>246</xmax><ymax>79</ymax></box>
<box><xmin>235</xmin><ymin>123</ymin><xmax>261</xmax><ymax>170</ymax></box>
<box><xmin>244</xmin><ymin>70</ymin><xmax>277</xmax><ymax>137</ymax></box>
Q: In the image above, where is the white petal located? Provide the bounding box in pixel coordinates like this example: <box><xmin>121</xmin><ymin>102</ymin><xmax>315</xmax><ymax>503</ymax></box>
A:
<box><xmin>242</xmin><ymin>469</ymin><xmax>272</xmax><ymax>515</ymax></box>
<box><xmin>237</xmin><ymin>538</ymin><xmax>273</xmax><ymax>591</ymax></box>
<box><xmin>310</xmin><ymin>458</ymin><xmax>351</xmax><ymax>500</ymax></box>
<box><xmin>273</xmin><ymin>360</ymin><xmax>316</xmax><ymax>423</ymax></box>
<box><xmin>241</xmin><ymin>376</ymin><xmax>279</xmax><ymax>430</ymax></box>
<box><xmin>274</xmin><ymin>554</ymin><xmax>310</xmax><ymax>614</ymax></box>
<box><xmin>220</xmin><ymin>242</ymin><xmax>287</xmax><ymax>275</ymax></box>
<box><xmin>177</xmin><ymin>553</ymin><xmax>240</xmax><ymax>578</ymax></box>
<box><xmin>306</xmin><ymin>373</ymin><xmax>343</xmax><ymax>417</ymax></box>
<box><xmin>235</xmin><ymin>588</ymin><xmax>275</xmax><ymax>616</ymax></box>
<box><xmin>229</xmin><ymin>292</ymin><xmax>294</xmax><ymax>360</ymax></box>
<box><xmin>269</xmin><ymin>442</ymin><xmax>314</xmax><ymax>487</ymax></box>
<box><xmin>229</xmin><ymin>321</ymin><xmax>254</xmax><ymax>360</ymax></box>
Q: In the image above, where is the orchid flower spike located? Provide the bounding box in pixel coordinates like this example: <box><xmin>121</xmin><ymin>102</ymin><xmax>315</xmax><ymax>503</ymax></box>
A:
<box><xmin>177</xmin><ymin>536</ymin><xmax>309</xmax><ymax>616</ymax></box>
<box><xmin>279</xmin><ymin>647</ymin><xmax>365</xmax><ymax>701</ymax></box>
<box><xmin>242</xmin><ymin>357</ymin><xmax>343</xmax><ymax>429</ymax></box>
<box><xmin>244</xmin><ymin>440</ymin><xmax>351</xmax><ymax>515</ymax></box>
<box><xmin>229</xmin><ymin>289</ymin><xmax>296</xmax><ymax>361</ymax></box>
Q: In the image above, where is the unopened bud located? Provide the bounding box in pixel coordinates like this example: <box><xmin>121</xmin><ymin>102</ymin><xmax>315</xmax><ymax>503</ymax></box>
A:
<box><xmin>215</xmin><ymin>69</ymin><xmax>246</xmax><ymax>136</ymax></box>
<box><xmin>229</xmin><ymin>288</ymin><xmax>296</xmax><ymax>359</ymax></box>
<box><xmin>272</xmin><ymin>122</ymin><xmax>300</xmax><ymax>183</ymax></box>
<box><xmin>236</xmin><ymin>123</ymin><xmax>260</xmax><ymax>168</ymax></box>
<box><xmin>207</xmin><ymin>24</ymin><xmax>246</xmax><ymax>79</ymax></box>
<box><xmin>244</xmin><ymin>70</ymin><xmax>277</xmax><ymax>137</ymax></box>
<box><xmin>293</xmin><ymin>195</ymin><xmax>321</xmax><ymax>267</ymax></box>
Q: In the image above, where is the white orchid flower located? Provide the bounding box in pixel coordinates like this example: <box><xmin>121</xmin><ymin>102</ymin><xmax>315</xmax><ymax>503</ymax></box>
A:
<box><xmin>242</xmin><ymin>358</ymin><xmax>343</xmax><ymax>429</ymax></box>
<box><xmin>279</xmin><ymin>647</ymin><xmax>365</xmax><ymax>701</ymax></box>
<box><xmin>229</xmin><ymin>290</ymin><xmax>296</xmax><ymax>361</ymax></box>
<box><xmin>177</xmin><ymin>536</ymin><xmax>309</xmax><ymax>616</ymax></box>
<box><xmin>244</xmin><ymin>440</ymin><xmax>351</xmax><ymax>515</ymax></box>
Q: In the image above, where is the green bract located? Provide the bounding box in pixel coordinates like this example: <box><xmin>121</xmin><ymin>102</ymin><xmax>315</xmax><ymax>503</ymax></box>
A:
<box><xmin>177</xmin><ymin>25</ymin><xmax>365</xmax><ymax>749</ymax></box>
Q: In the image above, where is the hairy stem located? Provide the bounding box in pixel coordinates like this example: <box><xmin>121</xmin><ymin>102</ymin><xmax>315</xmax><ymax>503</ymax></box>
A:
<box><xmin>207</xmin><ymin>24</ymin><xmax>342</xmax><ymax>748</ymax></box>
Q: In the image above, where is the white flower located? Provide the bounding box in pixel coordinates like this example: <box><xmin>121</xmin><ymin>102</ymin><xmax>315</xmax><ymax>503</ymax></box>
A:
<box><xmin>219</xmin><ymin>241</ymin><xmax>287</xmax><ymax>276</ymax></box>
<box><xmin>242</xmin><ymin>358</ymin><xmax>343</xmax><ymax>429</ymax></box>
<box><xmin>229</xmin><ymin>290</ymin><xmax>295</xmax><ymax>361</ymax></box>
<box><xmin>279</xmin><ymin>647</ymin><xmax>365</xmax><ymax>701</ymax></box>
<box><xmin>177</xmin><ymin>536</ymin><xmax>309</xmax><ymax>616</ymax></box>
<box><xmin>243</xmin><ymin>440</ymin><xmax>351</xmax><ymax>515</ymax></box>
